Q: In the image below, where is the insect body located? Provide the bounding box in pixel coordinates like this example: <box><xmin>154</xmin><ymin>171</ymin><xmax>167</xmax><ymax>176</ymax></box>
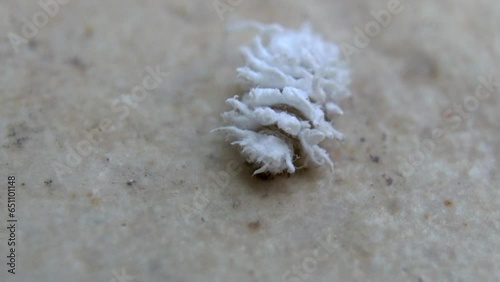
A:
<box><xmin>215</xmin><ymin>22</ymin><xmax>351</xmax><ymax>176</ymax></box>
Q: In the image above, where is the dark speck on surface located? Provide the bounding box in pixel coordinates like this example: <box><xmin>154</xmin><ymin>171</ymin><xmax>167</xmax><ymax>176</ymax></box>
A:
<box><xmin>16</xmin><ymin>137</ymin><xmax>28</xmax><ymax>147</ymax></box>
<box><xmin>444</xmin><ymin>199</ymin><xmax>453</xmax><ymax>207</ymax></box>
<box><xmin>255</xmin><ymin>172</ymin><xmax>274</xmax><ymax>180</ymax></box>
<box><xmin>382</xmin><ymin>174</ymin><xmax>392</xmax><ymax>186</ymax></box>
<box><xmin>385</xmin><ymin>177</ymin><xmax>393</xmax><ymax>186</ymax></box>
<box><xmin>247</xmin><ymin>220</ymin><xmax>261</xmax><ymax>231</ymax></box>
<box><xmin>69</xmin><ymin>57</ymin><xmax>87</xmax><ymax>71</ymax></box>
<box><xmin>370</xmin><ymin>155</ymin><xmax>380</xmax><ymax>163</ymax></box>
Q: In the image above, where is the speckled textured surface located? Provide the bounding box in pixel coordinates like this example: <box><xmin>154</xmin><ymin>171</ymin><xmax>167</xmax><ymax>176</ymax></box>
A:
<box><xmin>0</xmin><ymin>0</ymin><xmax>499</xmax><ymax>281</ymax></box>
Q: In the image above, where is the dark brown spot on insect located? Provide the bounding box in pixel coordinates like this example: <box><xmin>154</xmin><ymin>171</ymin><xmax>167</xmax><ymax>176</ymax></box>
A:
<box><xmin>254</xmin><ymin>171</ymin><xmax>274</xmax><ymax>180</ymax></box>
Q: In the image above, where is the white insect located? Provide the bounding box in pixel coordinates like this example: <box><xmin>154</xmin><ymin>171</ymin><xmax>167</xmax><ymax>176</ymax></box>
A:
<box><xmin>214</xmin><ymin>22</ymin><xmax>351</xmax><ymax>176</ymax></box>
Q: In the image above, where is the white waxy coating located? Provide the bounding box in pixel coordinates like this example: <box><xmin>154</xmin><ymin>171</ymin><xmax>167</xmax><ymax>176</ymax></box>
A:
<box><xmin>215</xmin><ymin>22</ymin><xmax>351</xmax><ymax>175</ymax></box>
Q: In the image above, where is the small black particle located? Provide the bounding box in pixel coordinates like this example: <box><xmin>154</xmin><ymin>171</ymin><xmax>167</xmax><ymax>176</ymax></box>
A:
<box><xmin>385</xmin><ymin>177</ymin><xmax>393</xmax><ymax>186</ymax></box>
<box><xmin>444</xmin><ymin>199</ymin><xmax>453</xmax><ymax>207</ymax></box>
<box><xmin>126</xmin><ymin>179</ymin><xmax>136</xmax><ymax>186</ymax></box>
<box><xmin>16</xmin><ymin>137</ymin><xmax>28</xmax><ymax>147</ymax></box>
<box><xmin>21</xmin><ymin>183</ymin><xmax>25</xmax><ymax>186</ymax></box>
<box><xmin>360</xmin><ymin>137</ymin><xmax>366</xmax><ymax>142</ymax></box>
<box><xmin>369</xmin><ymin>155</ymin><xmax>380</xmax><ymax>163</ymax></box>
<box><xmin>201</xmin><ymin>217</ymin><xmax>205</xmax><ymax>222</ymax></box>
<box><xmin>44</xmin><ymin>179</ymin><xmax>53</xmax><ymax>186</ymax></box>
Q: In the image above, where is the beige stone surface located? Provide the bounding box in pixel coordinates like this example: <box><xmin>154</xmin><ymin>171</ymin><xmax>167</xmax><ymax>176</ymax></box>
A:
<box><xmin>0</xmin><ymin>0</ymin><xmax>499</xmax><ymax>281</ymax></box>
